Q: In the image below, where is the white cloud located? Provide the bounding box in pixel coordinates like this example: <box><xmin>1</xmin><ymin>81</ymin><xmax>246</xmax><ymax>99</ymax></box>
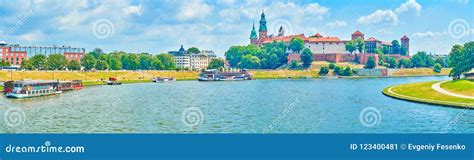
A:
<box><xmin>412</xmin><ymin>31</ymin><xmax>448</xmax><ymax>38</ymax></box>
<box><xmin>176</xmin><ymin>1</ymin><xmax>212</xmax><ymax>21</ymax></box>
<box><xmin>17</xmin><ymin>31</ymin><xmax>43</xmax><ymax>41</ymax></box>
<box><xmin>395</xmin><ymin>0</ymin><xmax>422</xmax><ymax>14</ymax></box>
<box><xmin>124</xmin><ymin>5</ymin><xmax>142</xmax><ymax>16</ymax></box>
<box><xmin>358</xmin><ymin>0</ymin><xmax>421</xmax><ymax>26</ymax></box>
<box><xmin>305</xmin><ymin>3</ymin><xmax>329</xmax><ymax>18</ymax></box>
<box><xmin>326</xmin><ymin>20</ymin><xmax>347</xmax><ymax>28</ymax></box>
<box><xmin>456</xmin><ymin>0</ymin><xmax>469</xmax><ymax>4</ymax></box>
<box><xmin>357</xmin><ymin>10</ymin><xmax>399</xmax><ymax>25</ymax></box>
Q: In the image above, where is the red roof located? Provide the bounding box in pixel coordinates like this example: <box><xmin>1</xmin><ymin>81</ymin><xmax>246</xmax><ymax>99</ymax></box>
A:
<box><xmin>261</xmin><ymin>34</ymin><xmax>340</xmax><ymax>44</ymax></box>
<box><xmin>352</xmin><ymin>30</ymin><xmax>364</xmax><ymax>35</ymax></box>
<box><xmin>366</xmin><ymin>37</ymin><xmax>378</xmax><ymax>41</ymax></box>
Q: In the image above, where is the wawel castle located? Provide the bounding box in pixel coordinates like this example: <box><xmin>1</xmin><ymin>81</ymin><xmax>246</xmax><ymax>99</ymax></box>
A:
<box><xmin>249</xmin><ymin>11</ymin><xmax>410</xmax><ymax>64</ymax></box>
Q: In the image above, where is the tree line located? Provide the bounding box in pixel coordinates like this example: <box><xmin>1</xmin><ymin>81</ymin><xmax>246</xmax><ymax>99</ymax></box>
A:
<box><xmin>225</xmin><ymin>37</ymin><xmax>313</xmax><ymax>69</ymax></box>
<box><xmin>19</xmin><ymin>48</ymin><xmax>177</xmax><ymax>71</ymax></box>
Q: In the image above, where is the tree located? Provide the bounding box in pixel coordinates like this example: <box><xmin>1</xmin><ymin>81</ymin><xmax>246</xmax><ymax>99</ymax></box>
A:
<box><xmin>391</xmin><ymin>40</ymin><xmax>400</xmax><ymax>54</ymax></box>
<box><xmin>151</xmin><ymin>57</ymin><xmax>164</xmax><ymax>70</ymax></box>
<box><xmin>382</xmin><ymin>46</ymin><xmax>390</xmax><ymax>54</ymax></box>
<box><xmin>345</xmin><ymin>40</ymin><xmax>356</xmax><ymax>54</ymax></box>
<box><xmin>342</xmin><ymin>66</ymin><xmax>353</xmax><ymax>76</ymax></box>
<box><xmin>46</xmin><ymin>54</ymin><xmax>67</xmax><ymax>70</ymax></box>
<box><xmin>334</xmin><ymin>65</ymin><xmax>343</xmax><ymax>75</ymax></box>
<box><xmin>139</xmin><ymin>53</ymin><xmax>153</xmax><ymax>70</ymax></box>
<box><xmin>300</xmin><ymin>48</ymin><xmax>313</xmax><ymax>67</ymax></box>
<box><xmin>289</xmin><ymin>60</ymin><xmax>299</xmax><ymax>69</ymax></box>
<box><xmin>319</xmin><ymin>66</ymin><xmax>329</xmax><ymax>76</ymax></box>
<box><xmin>399</xmin><ymin>59</ymin><xmax>413</xmax><ymax>68</ymax></box>
<box><xmin>108</xmin><ymin>54</ymin><xmax>122</xmax><ymax>70</ymax></box>
<box><xmin>208</xmin><ymin>59</ymin><xmax>225</xmax><ymax>69</ymax></box>
<box><xmin>30</xmin><ymin>54</ymin><xmax>47</xmax><ymax>70</ymax></box>
<box><xmin>187</xmin><ymin>47</ymin><xmax>200</xmax><ymax>54</ymax></box>
<box><xmin>328</xmin><ymin>63</ymin><xmax>336</xmax><ymax>69</ymax></box>
<box><xmin>387</xmin><ymin>57</ymin><xmax>398</xmax><ymax>68</ymax></box>
<box><xmin>435</xmin><ymin>57</ymin><xmax>448</xmax><ymax>68</ymax></box>
<box><xmin>433</xmin><ymin>63</ymin><xmax>442</xmax><ymax>73</ymax></box>
<box><xmin>356</xmin><ymin>37</ymin><xmax>365</xmax><ymax>53</ymax></box>
<box><xmin>400</xmin><ymin>46</ymin><xmax>408</xmax><ymax>56</ymax></box>
<box><xmin>95</xmin><ymin>60</ymin><xmax>109</xmax><ymax>70</ymax></box>
<box><xmin>0</xmin><ymin>60</ymin><xmax>11</xmax><ymax>66</ymax></box>
<box><xmin>449</xmin><ymin>42</ymin><xmax>474</xmax><ymax>79</ymax></box>
<box><xmin>289</xmin><ymin>37</ymin><xmax>304</xmax><ymax>53</ymax></box>
<box><xmin>364</xmin><ymin>56</ymin><xmax>376</xmax><ymax>69</ymax></box>
<box><xmin>81</xmin><ymin>54</ymin><xmax>97</xmax><ymax>70</ymax></box>
<box><xmin>67</xmin><ymin>60</ymin><xmax>81</xmax><ymax>70</ymax></box>
<box><xmin>239</xmin><ymin>54</ymin><xmax>260</xmax><ymax>69</ymax></box>
<box><xmin>126</xmin><ymin>54</ymin><xmax>140</xmax><ymax>70</ymax></box>
<box><xmin>21</xmin><ymin>59</ymin><xmax>34</xmax><ymax>70</ymax></box>
<box><xmin>156</xmin><ymin>53</ymin><xmax>176</xmax><ymax>70</ymax></box>
<box><xmin>411</xmin><ymin>51</ymin><xmax>434</xmax><ymax>68</ymax></box>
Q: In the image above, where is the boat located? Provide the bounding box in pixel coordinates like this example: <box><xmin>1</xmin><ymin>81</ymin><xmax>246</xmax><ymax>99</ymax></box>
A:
<box><xmin>152</xmin><ymin>77</ymin><xmax>176</xmax><ymax>83</ymax></box>
<box><xmin>4</xmin><ymin>80</ymin><xmax>63</xmax><ymax>98</ymax></box>
<box><xmin>198</xmin><ymin>69</ymin><xmax>252</xmax><ymax>81</ymax></box>
<box><xmin>106</xmin><ymin>77</ymin><xmax>122</xmax><ymax>85</ymax></box>
<box><xmin>58</xmin><ymin>80</ymin><xmax>83</xmax><ymax>91</ymax></box>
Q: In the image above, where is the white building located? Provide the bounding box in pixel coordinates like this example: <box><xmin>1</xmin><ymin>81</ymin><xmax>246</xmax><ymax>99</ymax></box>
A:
<box><xmin>169</xmin><ymin>45</ymin><xmax>216</xmax><ymax>70</ymax></box>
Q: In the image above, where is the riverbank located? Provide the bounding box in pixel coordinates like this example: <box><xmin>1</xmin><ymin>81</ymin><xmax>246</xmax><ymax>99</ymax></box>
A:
<box><xmin>0</xmin><ymin>67</ymin><xmax>451</xmax><ymax>86</ymax></box>
<box><xmin>382</xmin><ymin>81</ymin><xmax>474</xmax><ymax>108</ymax></box>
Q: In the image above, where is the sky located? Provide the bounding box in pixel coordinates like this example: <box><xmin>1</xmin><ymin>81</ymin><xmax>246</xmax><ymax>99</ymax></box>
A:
<box><xmin>0</xmin><ymin>0</ymin><xmax>473</xmax><ymax>57</ymax></box>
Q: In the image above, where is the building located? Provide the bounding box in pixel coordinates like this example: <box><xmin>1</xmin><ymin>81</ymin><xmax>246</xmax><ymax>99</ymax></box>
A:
<box><xmin>248</xmin><ymin>11</ymin><xmax>409</xmax><ymax>65</ymax></box>
<box><xmin>0</xmin><ymin>41</ymin><xmax>85</xmax><ymax>66</ymax></box>
<box><xmin>168</xmin><ymin>45</ymin><xmax>217</xmax><ymax>70</ymax></box>
<box><xmin>464</xmin><ymin>71</ymin><xmax>474</xmax><ymax>80</ymax></box>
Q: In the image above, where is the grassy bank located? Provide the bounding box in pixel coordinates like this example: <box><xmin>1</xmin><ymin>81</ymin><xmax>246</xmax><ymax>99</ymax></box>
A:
<box><xmin>391</xmin><ymin>68</ymin><xmax>450</xmax><ymax>76</ymax></box>
<box><xmin>440</xmin><ymin>79</ymin><xmax>474</xmax><ymax>96</ymax></box>
<box><xmin>382</xmin><ymin>81</ymin><xmax>474</xmax><ymax>108</ymax></box>
<box><xmin>0</xmin><ymin>70</ymin><xmax>199</xmax><ymax>82</ymax></box>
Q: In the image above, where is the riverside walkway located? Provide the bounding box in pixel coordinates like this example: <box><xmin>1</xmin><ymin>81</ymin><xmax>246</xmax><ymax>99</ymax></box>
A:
<box><xmin>431</xmin><ymin>81</ymin><xmax>474</xmax><ymax>100</ymax></box>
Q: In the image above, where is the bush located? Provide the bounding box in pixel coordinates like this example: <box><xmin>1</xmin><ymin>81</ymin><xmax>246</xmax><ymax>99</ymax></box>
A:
<box><xmin>433</xmin><ymin>63</ymin><xmax>442</xmax><ymax>73</ymax></box>
<box><xmin>387</xmin><ymin>57</ymin><xmax>398</xmax><ymax>68</ymax></box>
<box><xmin>342</xmin><ymin>66</ymin><xmax>353</xmax><ymax>76</ymax></box>
<box><xmin>319</xmin><ymin>66</ymin><xmax>329</xmax><ymax>76</ymax></box>
<box><xmin>289</xmin><ymin>60</ymin><xmax>300</xmax><ymax>69</ymax></box>
<box><xmin>334</xmin><ymin>66</ymin><xmax>343</xmax><ymax>75</ymax></box>
<box><xmin>328</xmin><ymin>63</ymin><xmax>335</xmax><ymax>69</ymax></box>
<box><xmin>364</xmin><ymin>56</ymin><xmax>376</xmax><ymax>69</ymax></box>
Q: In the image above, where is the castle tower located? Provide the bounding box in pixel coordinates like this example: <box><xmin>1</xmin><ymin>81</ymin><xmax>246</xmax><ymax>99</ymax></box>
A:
<box><xmin>351</xmin><ymin>30</ymin><xmax>365</xmax><ymax>41</ymax></box>
<box><xmin>278</xmin><ymin>26</ymin><xmax>284</xmax><ymax>37</ymax></box>
<box><xmin>250</xmin><ymin>22</ymin><xmax>258</xmax><ymax>45</ymax></box>
<box><xmin>258</xmin><ymin>11</ymin><xmax>268</xmax><ymax>39</ymax></box>
<box><xmin>401</xmin><ymin>35</ymin><xmax>409</xmax><ymax>55</ymax></box>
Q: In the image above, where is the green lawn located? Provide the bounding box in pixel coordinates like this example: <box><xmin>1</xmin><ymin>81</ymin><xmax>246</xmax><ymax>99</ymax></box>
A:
<box><xmin>383</xmin><ymin>81</ymin><xmax>474</xmax><ymax>108</ymax></box>
<box><xmin>441</xmin><ymin>79</ymin><xmax>474</xmax><ymax>96</ymax></box>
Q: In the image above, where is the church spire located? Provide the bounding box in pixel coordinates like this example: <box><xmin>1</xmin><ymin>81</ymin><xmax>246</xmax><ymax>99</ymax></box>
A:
<box><xmin>250</xmin><ymin>21</ymin><xmax>257</xmax><ymax>39</ymax></box>
<box><xmin>259</xmin><ymin>10</ymin><xmax>267</xmax><ymax>32</ymax></box>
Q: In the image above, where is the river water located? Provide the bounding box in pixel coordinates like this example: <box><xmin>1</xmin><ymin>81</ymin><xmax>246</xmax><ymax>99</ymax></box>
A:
<box><xmin>1</xmin><ymin>76</ymin><xmax>473</xmax><ymax>133</ymax></box>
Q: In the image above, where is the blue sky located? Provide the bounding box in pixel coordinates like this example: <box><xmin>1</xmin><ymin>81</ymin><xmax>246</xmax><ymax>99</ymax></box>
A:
<box><xmin>0</xmin><ymin>0</ymin><xmax>473</xmax><ymax>56</ymax></box>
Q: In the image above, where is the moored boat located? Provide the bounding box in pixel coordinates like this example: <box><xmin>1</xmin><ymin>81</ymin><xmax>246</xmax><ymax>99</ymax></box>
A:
<box><xmin>4</xmin><ymin>80</ymin><xmax>63</xmax><ymax>98</ymax></box>
<box><xmin>107</xmin><ymin>77</ymin><xmax>122</xmax><ymax>85</ymax></box>
<box><xmin>152</xmin><ymin>77</ymin><xmax>176</xmax><ymax>83</ymax></box>
<box><xmin>58</xmin><ymin>80</ymin><xmax>83</xmax><ymax>91</ymax></box>
<box><xmin>198</xmin><ymin>69</ymin><xmax>252</xmax><ymax>81</ymax></box>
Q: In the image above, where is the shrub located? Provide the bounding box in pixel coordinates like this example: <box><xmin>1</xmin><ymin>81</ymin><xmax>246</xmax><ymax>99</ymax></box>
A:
<box><xmin>328</xmin><ymin>63</ymin><xmax>335</xmax><ymax>69</ymax></box>
<box><xmin>433</xmin><ymin>63</ymin><xmax>442</xmax><ymax>73</ymax></box>
<box><xmin>319</xmin><ymin>66</ymin><xmax>329</xmax><ymax>76</ymax></box>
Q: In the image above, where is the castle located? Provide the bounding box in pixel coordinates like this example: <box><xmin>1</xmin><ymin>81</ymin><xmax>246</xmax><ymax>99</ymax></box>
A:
<box><xmin>249</xmin><ymin>11</ymin><xmax>410</xmax><ymax>64</ymax></box>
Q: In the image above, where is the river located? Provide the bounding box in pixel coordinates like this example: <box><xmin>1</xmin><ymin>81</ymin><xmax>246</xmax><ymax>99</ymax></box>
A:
<box><xmin>1</xmin><ymin>76</ymin><xmax>473</xmax><ymax>133</ymax></box>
